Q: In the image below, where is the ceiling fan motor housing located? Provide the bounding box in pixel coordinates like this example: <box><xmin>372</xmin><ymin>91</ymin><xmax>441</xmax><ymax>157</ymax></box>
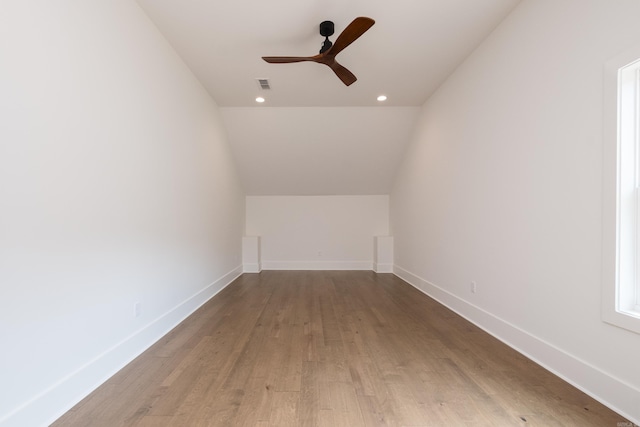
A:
<box><xmin>319</xmin><ymin>21</ymin><xmax>334</xmax><ymax>37</ymax></box>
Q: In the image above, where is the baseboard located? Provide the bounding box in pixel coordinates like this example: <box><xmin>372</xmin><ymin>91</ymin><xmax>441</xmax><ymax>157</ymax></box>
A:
<box><xmin>373</xmin><ymin>263</ymin><xmax>394</xmax><ymax>273</ymax></box>
<box><xmin>243</xmin><ymin>263</ymin><xmax>262</xmax><ymax>273</ymax></box>
<box><xmin>1</xmin><ymin>265</ymin><xmax>243</xmax><ymax>427</ymax></box>
<box><xmin>393</xmin><ymin>265</ymin><xmax>640</xmax><ymax>425</ymax></box>
<box><xmin>261</xmin><ymin>260</ymin><xmax>373</xmax><ymax>270</ymax></box>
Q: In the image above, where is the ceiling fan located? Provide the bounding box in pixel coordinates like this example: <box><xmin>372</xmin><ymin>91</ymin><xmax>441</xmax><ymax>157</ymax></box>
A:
<box><xmin>262</xmin><ymin>17</ymin><xmax>375</xmax><ymax>86</ymax></box>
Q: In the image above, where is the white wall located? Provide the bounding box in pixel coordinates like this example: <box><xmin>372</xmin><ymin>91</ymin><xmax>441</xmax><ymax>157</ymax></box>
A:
<box><xmin>391</xmin><ymin>0</ymin><xmax>640</xmax><ymax>423</ymax></box>
<box><xmin>0</xmin><ymin>2</ymin><xmax>244</xmax><ymax>426</ymax></box>
<box><xmin>246</xmin><ymin>196</ymin><xmax>388</xmax><ymax>270</ymax></box>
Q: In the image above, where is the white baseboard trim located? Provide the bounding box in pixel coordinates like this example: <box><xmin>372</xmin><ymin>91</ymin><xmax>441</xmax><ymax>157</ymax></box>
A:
<box><xmin>243</xmin><ymin>263</ymin><xmax>262</xmax><ymax>273</ymax></box>
<box><xmin>374</xmin><ymin>263</ymin><xmax>394</xmax><ymax>273</ymax></box>
<box><xmin>261</xmin><ymin>260</ymin><xmax>373</xmax><ymax>271</ymax></box>
<box><xmin>393</xmin><ymin>265</ymin><xmax>640</xmax><ymax>425</ymax></box>
<box><xmin>2</xmin><ymin>265</ymin><xmax>243</xmax><ymax>427</ymax></box>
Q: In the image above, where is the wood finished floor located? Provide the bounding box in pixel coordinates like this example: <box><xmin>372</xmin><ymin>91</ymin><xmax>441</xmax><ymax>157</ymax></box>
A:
<box><xmin>53</xmin><ymin>271</ymin><xmax>629</xmax><ymax>426</ymax></box>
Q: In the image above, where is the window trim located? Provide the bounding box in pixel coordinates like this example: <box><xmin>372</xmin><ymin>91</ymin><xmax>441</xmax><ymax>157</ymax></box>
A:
<box><xmin>602</xmin><ymin>46</ymin><xmax>640</xmax><ymax>334</ymax></box>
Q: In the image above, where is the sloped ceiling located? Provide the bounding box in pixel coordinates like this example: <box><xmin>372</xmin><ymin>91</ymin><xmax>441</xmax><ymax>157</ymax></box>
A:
<box><xmin>221</xmin><ymin>107</ymin><xmax>420</xmax><ymax>195</ymax></box>
<box><xmin>135</xmin><ymin>0</ymin><xmax>521</xmax><ymax>195</ymax></box>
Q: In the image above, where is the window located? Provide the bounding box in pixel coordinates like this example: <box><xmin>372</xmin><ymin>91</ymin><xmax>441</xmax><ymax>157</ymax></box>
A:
<box><xmin>603</xmin><ymin>47</ymin><xmax>640</xmax><ymax>334</ymax></box>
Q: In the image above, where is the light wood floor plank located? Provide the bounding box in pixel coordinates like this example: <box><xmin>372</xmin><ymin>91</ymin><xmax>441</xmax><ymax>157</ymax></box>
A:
<box><xmin>53</xmin><ymin>271</ymin><xmax>630</xmax><ymax>426</ymax></box>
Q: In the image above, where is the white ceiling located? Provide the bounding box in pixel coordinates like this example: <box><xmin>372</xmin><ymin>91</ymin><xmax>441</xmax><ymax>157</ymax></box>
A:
<box><xmin>221</xmin><ymin>107</ymin><xmax>421</xmax><ymax>195</ymax></box>
<box><xmin>135</xmin><ymin>0</ymin><xmax>521</xmax><ymax>194</ymax></box>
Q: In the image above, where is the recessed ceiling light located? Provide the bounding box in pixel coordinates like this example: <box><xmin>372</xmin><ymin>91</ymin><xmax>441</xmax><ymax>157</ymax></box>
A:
<box><xmin>377</xmin><ymin>95</ymin><xmax>387</xmax><ymax>102</ymax></box>
<box><xmin>256</xmin><ymin>97</ymin><xmax>265</xmax><ymax>103</ymax></box>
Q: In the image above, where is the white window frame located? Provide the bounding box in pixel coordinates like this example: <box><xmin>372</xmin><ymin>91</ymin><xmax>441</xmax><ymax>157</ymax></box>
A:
<box><xmin>603</xmin><ymin>46</ymin><xmax>640</xmax><ymax>334</ymax></box>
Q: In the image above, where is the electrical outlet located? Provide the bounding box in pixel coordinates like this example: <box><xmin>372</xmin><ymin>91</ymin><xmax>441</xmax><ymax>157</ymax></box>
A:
<box><xmin>318</xmin><ymin>250</ymin><xmax>322</xmax><ymax>257</ymax></box>
<box><xmin>134</xmin><ymin>302</ymin><xmax>141</xmax><ymax>318</ymax></box>
<box><xmin>470</xmin><ymin>281</ymin><xmax>477</xmax><ymax>294</ymax></box>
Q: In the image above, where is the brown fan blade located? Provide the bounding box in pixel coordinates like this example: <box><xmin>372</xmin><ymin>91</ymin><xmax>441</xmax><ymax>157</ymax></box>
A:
<box><xmin>327</xmin><ymin>60</ymin><xmax>357</xmax><ymax>86</ymax></box>
<box><xmin>328</xmin><ymin>17</ymin><xmax>375</xmax><ymax>57</ymax></box>
<box><xmin>261</xmin><ymin>17</ymin><xmax>374</xmax><ymax>86</ymax></box>
<box><xmin>262</xmin><ymin>56</ymin><xmax>316</xmax><ymax>63</ymax></box>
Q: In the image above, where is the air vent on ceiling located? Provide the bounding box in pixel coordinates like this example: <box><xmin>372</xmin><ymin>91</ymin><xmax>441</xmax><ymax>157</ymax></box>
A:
<box><xmin>256</xmin><ymin>78</ymin><xmax>271</xmax><ymax>90</ymax></box>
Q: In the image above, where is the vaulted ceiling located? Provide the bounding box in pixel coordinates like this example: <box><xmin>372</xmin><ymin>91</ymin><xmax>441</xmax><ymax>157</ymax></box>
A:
<box><xmin>135</xmin><ymin>0</ymin><xmax>521</xmax><ymax>195</ymax></box>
